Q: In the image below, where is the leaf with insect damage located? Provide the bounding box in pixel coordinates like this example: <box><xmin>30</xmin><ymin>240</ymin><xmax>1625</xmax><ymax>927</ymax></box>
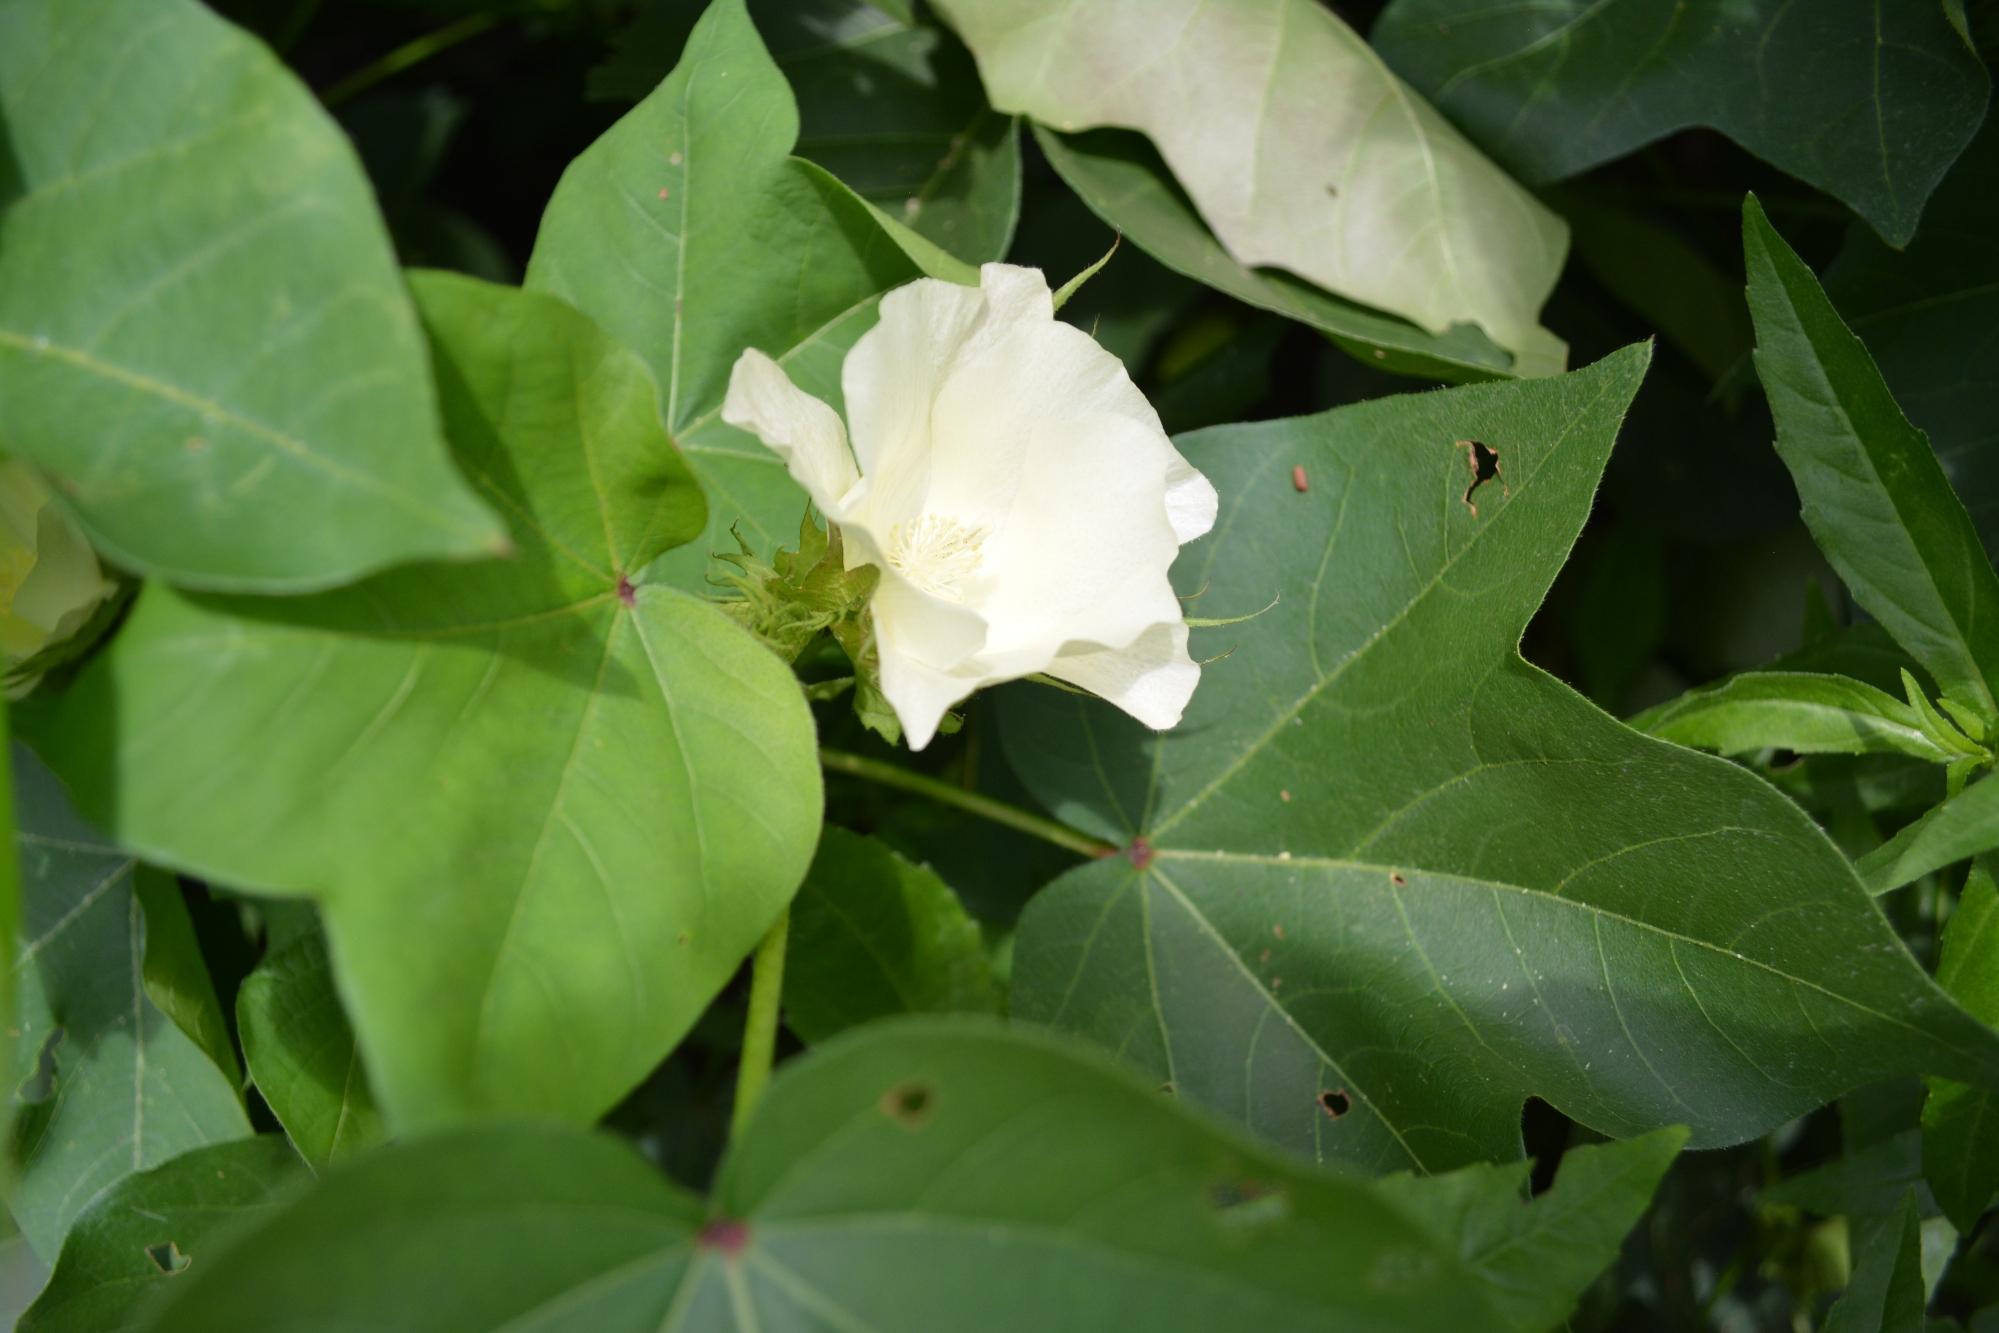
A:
<box><xmin>997</xmin><ymin>343</ymin><xmax>1999</xmax><ymax>1174</ymax></box>
<box><xmin>140</xmin><ymin>1019</ymin><xmax>1673</xmax><ymax>1332</ymax></box>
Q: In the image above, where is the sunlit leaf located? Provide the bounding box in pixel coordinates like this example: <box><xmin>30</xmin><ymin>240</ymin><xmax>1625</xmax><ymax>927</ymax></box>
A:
<box><xmin>0</xmin><ymin>0</ymin><xmax>505</xmax><ymax>591</ymax></box>
<box><xmin>26</xmin><ymin>274</ymin><xmax>822</xmax><ymax>1132</ymax></box>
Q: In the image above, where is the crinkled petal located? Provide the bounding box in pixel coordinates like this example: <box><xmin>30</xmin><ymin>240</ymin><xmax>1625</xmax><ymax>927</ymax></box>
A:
<box><xmin>1045</xmin><ymin>621</ymin><xmax>1200</xmax><ymax>732</ymax></box>
<box><xmin>720</xmin><ymin>349</ymin><xmax>859</xmax><ymax>517</ymax></box>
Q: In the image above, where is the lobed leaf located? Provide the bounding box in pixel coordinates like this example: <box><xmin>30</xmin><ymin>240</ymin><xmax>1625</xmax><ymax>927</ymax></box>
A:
<box><xmin>998</xmin><ymin>344</ymin><xmax>1999</xmax><ymax>1172</ymax></box>
<box><xmin>528</xmin><ymin>0</ymin><xmax>928</xmax><ymax>588</ymax></box>
<box><xmin>141</xmin><ymin>1020</ymin><xmax>1672</xmax><ymax>1331</ymax></box>
<box><xmin>26</xmin><ymin>274</ymin><xmax>823</xmax><ymax>1131</ymax></box>
<box><xmin>0</xmin><ymin>0</ymin><xmax>504</xmax><ymax>591</ymax></box>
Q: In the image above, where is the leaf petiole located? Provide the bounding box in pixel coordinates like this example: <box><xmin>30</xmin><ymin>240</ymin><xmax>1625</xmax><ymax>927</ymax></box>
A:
<box><xmin>820</xmin><ymin>748</ymin><xmax>1117</xmax><ymax>859</ymax></box>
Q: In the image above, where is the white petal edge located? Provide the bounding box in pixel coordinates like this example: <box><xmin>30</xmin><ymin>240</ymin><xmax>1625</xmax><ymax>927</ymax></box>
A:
<box><xmin>1045</xmin><ymin>621</ymin><xmax>1201</xmax><ymax>732</ymax></box>
<box><xmin>720</xmin><ymin>349</ymin><xmax>860</xmax><ymax>517</ymax></box>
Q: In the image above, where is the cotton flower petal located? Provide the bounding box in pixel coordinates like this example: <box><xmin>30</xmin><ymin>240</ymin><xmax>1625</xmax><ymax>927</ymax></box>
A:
<box><xmin>1046</xmin><ymin>621</ymin><xmax>1201</xmax><ymax>732</ymax></box>
<box><xmin>1165</xmin><ymin>455</ymin><xmax>1220</xmax><ymax>545</ymax></box>
<box><xmin>721</xmin><ymin>349</ymin><xmax>859</xmax><ymax>517</ymax></box>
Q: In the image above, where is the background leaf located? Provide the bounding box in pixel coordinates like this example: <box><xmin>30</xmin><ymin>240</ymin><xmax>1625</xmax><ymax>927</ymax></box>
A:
<box><xmin>1372</xmin><ymin>0</ymin><xmax>1990</xmax><ymax>247</ymax></box>
<box><xmin>1033</xmin><ymin>125</ymin><xmax>1520</xmax><ymax>383</ymax></box>
<box><xmin>1829</xmin><ymin>118</ymin><xmax>1999</xmax><ymax>559</ymax></box>
<box><xmin>1388</xmin><ymin>1128</ymin><xmax>1686</xmax><ymax>1332</ymax></box>
<box><xmin>0</xmin><ymin>0</ymin><xmax>504</xmax><ymax>591</ymax></box>
<box><xmin>782</xmin><ymin>827</ymin><xmax>998</xmax><ymax>1043</ymax></box>
<box><xmin>591</xmin><ymin>0</ymin><xmax>1021</xmax><ymax>266</ymax></box>
<box><xmin>1633</xmin><ymin>671</ymin><xmax>1965</xmax><ymax>763</ymax></box>
<box><xmin>1822</xmin><ymin>1190</ymin><xmax>1928</xmax><ymax>1333</ymax></box>
<box><xmin>931</xmin><ymin>0</ymin><xmax>1568</xmax><ymax>369</ymax></box>
<box><xmin>18</xmin><ymin>1136</ymin><xmax>306</xmax><ymax>1333</ymax></box>
<box><xmin>1745</xmin><ymin>196</ymin><xmax>1999</xmax><ymax>727</ymax></box>
<box><xmin>139</xmin><ymin>1020</ymin><xmax>1664</xmax><ymax>1331</ymax></box>
<box><xmin>25</xmin><ymin>273</ymin><xmax>822</xmax><ymax>1131</ymax></box>
<box><xmin>5</xmin><ymin>745</ymin><xmax>249</xmax><ymax>1261</ymax></box>
<box><xmin>237</xmin><ymin>928</ymin><xmax>383</xmax><ymax>1168</ymax></box>
<box><xmin>528</xmin><ymin>0</ymin><xmax>924</xmax><ymax>588</ymax></box>
<box><xmin>997</xmin><ymin>345</ymin><xmax>1999</xmax><ymax>1173</ymax></box>
<box><xmin>1857</xmin><ymin>777</ymin><xmax>1999</xmax><ymax>895</ymax></box>
<box><xmin>1924</xmin><ymin>864</ymin><xmax>1999</xmax><ymax>1231</ymax></box>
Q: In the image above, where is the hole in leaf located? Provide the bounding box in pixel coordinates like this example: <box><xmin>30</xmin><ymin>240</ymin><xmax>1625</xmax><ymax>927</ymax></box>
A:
<box><xmin>145</xmin><ymin>1242</ymin><xmax>190</xmax><ymax>1275</ymax></box>
<box><xmin>880</xmin><ymin>1079</ymin><xmax>935</xmax><ymax>1129</ymax></box>
<box><xmin>1317</xmin><ymin>1088</ymin><xmax>1351</xmax><ymax>1119</ymax></box>
<box><xmin>1520</xmin><ymin>1097</ymin><xmax>1571</xmax><ymax>1195</ymax></box>
<box><xmin>1458</xmin><ymin>439</ymin><xmax>1501</xmax><ymax>514</ymax></box>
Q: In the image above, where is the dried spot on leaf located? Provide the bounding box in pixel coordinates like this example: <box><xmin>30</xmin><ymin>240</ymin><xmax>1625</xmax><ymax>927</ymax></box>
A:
<box><xmin>616</xmin><ymin>574</ymin><xmax>637</xmax><ymax>607</ymax></box>
<box><xmin>1390</xmin><ymin>872</ymin><xmax>1407</xmax><ymax>886</ymax></box>
<box><xmin>145</xmin><ymin>1242</ymin><xmax>190</xmax><ymax>1275</ymax></box>
<box><xmin>697</xmin><ymin>1218</ymin><xmax>749</xmax><ymax>1256</ymax></box>
<box><xmin>1209</xmin><ymin>1177</ymin><xmax>1290</xmax><ymax>1230</ymax></box>
<box><xmin>880</xmin><ymin>1079</ymin><xmax>936</xmax><ymax>1129</ymax></box>
<box><xmin>1318</xmin><ymin>1088</ymin><xmax>1351</xmax><ymax>1119</ymax></box>
<box><xmin>1457</xmin><ymin>439</ymin><xmax>1503</xmax><ymax>515</ymax></box>
<box><xmin>1125</xmin><ymin>837</ymin><xmax>1154</xmax><ymax>869</ymax></box>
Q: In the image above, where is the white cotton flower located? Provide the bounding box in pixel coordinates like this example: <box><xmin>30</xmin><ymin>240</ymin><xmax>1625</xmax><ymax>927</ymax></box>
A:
<box><xmin>722</xmin><ymin>262</ymin><xmax>1218</xmax><ymax>750</ymax></box>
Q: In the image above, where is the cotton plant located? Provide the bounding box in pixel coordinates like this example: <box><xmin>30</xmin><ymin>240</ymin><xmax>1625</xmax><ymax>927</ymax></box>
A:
<box><xmin>720</xmin><ymin>262</ymin><xmax>1218</xmax><ymax>749</ymax></box>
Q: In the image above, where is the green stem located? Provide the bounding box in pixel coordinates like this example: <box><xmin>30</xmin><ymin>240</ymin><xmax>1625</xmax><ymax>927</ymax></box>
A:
<box><xmin>729</xmin><ymin>910</ymin><xmax>789</xmax><ymax>1142</ymax></box>
<box><xmin>321</xmin><ymin>13</ymin><xmax>500</xmax><ymax>109</ymax></box>
<box><xmin>819</xmin><ymin>748</ymin><xmax>1117</xmax><ymax>860</ymax></box>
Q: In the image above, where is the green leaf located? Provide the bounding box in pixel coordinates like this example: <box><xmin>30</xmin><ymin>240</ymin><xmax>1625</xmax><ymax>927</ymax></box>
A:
<box><xmin>1633</xmin><ymin>671</ymin><xmax>1971</xmax><ymax>764</ymax></box>
<box><xmin>1387</xmin><ymin>1128</ymin><xmax>1685</xmax><ymax>1331</ymax></box>
<box><xmin>6</xmin><ymin>745</ymin><xmax>250</xmax><ymax>1261</ymax></box>
<box><xmin>590</xmin><ymin>0</ymin><xmax>1021</xmax><ymax>266</ymax></box>
<box><xmin>1744</xmin><ymin>196</ymin><xmax>1999</xmax><ymax>727</ymax></box>
<box><xmin>932</xmin><ymin>0</ymin><xmax>1567</xmax><ymax>371</ymax></box>
<box><xmin>783</xmin><ymin>828</ymin><xmax>998</xmax><ymax>1043</ymax></box>
<box><xmin>138</xmin><ymin>1019</ymin><xmax>1668</xmax><ymax>1331</ymax></box>
<box><xmin>1033</xmin><ymin>125</ymin><xmax>1522</xmax><ymax>383</ymax></box>
<box><xmin>18</xmin><ymin>1136</ymin><xmax>306</xmax><ymax>1333</ymax></box>
<box><xmin>0</xmin><ymin>0</ymin><xmax>505</xmax><ymax>592</ymax></box>
<box><xmin>1373</xmin><ymin>0</ymin><xmax>1989</xmax><ymax>248</ymax></box>
<box><xmin>25</xmin><ymin>272</ymin><xmax>823</xmax><ymax>1132</ymax></box>
<box><xmin>132</xmin><ymin>867</ymin><xmax>243</xmax><ymax>1090</ymax></box>
<box><xmin>1829</xmin><ymin>119</ymin><xmax>1999</xmax><ymax>560</ymax></box>
<box><xmin>1858</xmin><ymin>778</ymin><xmax>1999</xmax><ymax>895</ymax></box>
<box><xmin>1924</xmin><ymin>865</ymin><xmax>1999</xmax><ymax>1231</ymax></box>
<box><xmin>1823</xmin><ymin>1190</ymin><xmax>1928</xmax><ymax>1333</ymax></box>
<box><xmin>0</xmin><ymin>702</ymin><xmax>15</xmax><ymax>1185</ymax></box>
<box><xmin>996</xmin><ymin>344</ymin><xmax>1999</xmax><ymax>1173</ymax></box>
<box><xmin>1764</xmin><ymin>1129</ymin><xmax>1929</xmax><ymax>1220</ymax></box>
<box><xmin>529</xmin><ymin>0</ymin><xmax>925</xmax><ymax>588</ymax></box>
<box><xmin>237</xmin><ymin>928</ymin><xmax>384</xmax><ymax>1168</ymax></box>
